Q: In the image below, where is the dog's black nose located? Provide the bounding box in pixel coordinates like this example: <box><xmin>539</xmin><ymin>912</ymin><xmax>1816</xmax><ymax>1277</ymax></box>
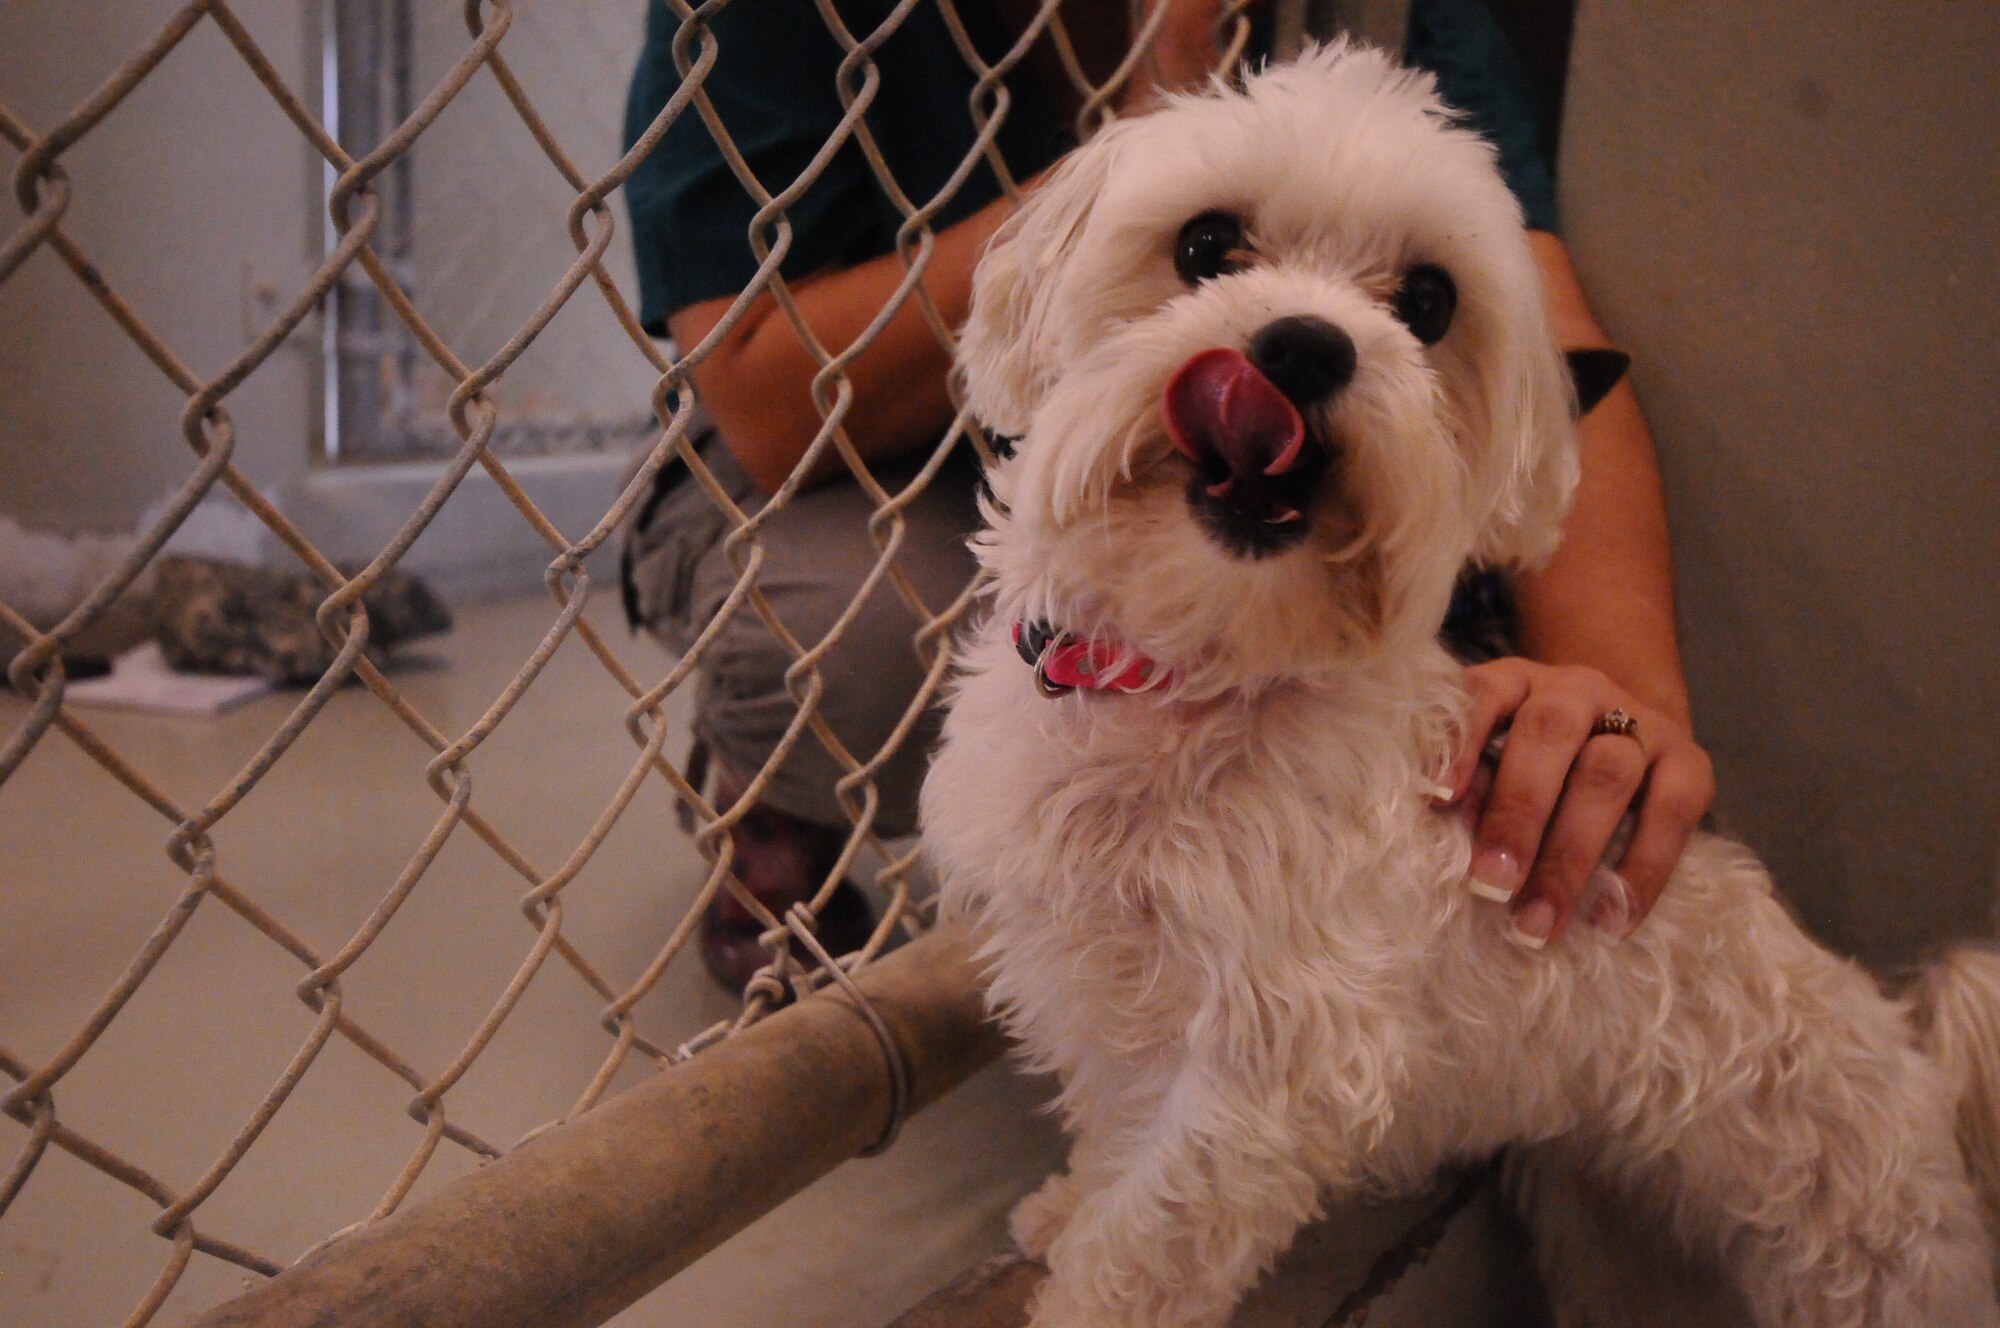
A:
<box><xmin>1248</xmin><ymin>316</ymin><xmax>1356</xmax><ymax>407</ymax></box>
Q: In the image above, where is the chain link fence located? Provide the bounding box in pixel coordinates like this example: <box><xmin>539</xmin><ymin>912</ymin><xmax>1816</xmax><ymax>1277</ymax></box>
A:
<box><xmin>0</xmin><ymin>0</ymin><xmax>1282</xmax><ymax>1324</ymax></box>
<box><xmin>325</xmin><ymin>0</ymin><xmax>660</xmax><ymax>462</ymax></box>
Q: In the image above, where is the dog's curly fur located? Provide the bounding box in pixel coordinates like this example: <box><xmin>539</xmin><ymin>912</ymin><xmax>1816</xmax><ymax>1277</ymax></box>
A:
<box><xmin>921</xmin><ymin>44</ymin><xmax>2000</xmax><ymax>1328</ymax></box>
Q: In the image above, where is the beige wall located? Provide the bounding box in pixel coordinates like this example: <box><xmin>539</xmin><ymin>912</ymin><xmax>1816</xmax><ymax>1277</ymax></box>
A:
<box><xmin>0</xmin><ymin>1</ymin><xmax>319</xmax><ymax>539</ymax></box>
<box><xmin>402</xmin><ymin>0</ymin><xmax>654</xmax><ymax>435</ymax></box>
<box><xmin>1560</xmin><ymin>2</ymin><xmax>2000</xmax><ymax>965</ymax></box>
<box><xmin>0</xmin><ymin>1</ymin><xmax>652</xmax><ymax>595</ymax></box>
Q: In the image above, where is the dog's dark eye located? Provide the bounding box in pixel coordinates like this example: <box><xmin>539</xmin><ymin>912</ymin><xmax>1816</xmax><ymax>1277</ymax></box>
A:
<box><xmin>1175</xmin><ymin>212</ymin><xmax>1248</xmax><ymax>285</ymax></box>
<box><xmin>1392</xmin><ymin>265</ymin><xmax>1457</xmax><ymax>345</ymax></box>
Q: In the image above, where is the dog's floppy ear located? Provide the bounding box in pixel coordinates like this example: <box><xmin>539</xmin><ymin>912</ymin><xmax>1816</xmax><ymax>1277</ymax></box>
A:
<box><xmin>957</xmin><ymin>131</ymin><xmax>1121</xmax><ymax>437</ymax></box>
<box><xmin>1465</xmin><ymin>289</ymin><xmax>1583</xmax><ymax>572</ymax></box>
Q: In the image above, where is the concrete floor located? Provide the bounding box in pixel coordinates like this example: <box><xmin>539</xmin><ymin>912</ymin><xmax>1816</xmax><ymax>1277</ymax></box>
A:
<box><xmin>1</xmin><ymin>594</ymin><xmax>1528</xmax><ymax>1328</ymax></box>
<box><xmin>0</xmin><ymin>593</ymin><xmax>1064</xmax><ymax>1327</ymax></box>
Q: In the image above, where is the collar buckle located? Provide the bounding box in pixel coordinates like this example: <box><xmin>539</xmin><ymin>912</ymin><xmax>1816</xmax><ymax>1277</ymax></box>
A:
<box><xmin>1012</xmin><ymin>619</ymin><xmax>1168</xmax><ymax>699</ymax></box>
<box><xmin>1016</xmin><ymin>620</ymin><xmax>1076</xmax><ymax>697</ymax></box>
<box><xmin>1033</xmin><ymin>656</ymin><xmax>1076</xmax><ymax>698</ymax></box>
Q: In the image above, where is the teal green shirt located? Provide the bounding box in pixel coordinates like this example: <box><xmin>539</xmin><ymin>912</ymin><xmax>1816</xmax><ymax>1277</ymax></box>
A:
<box><xmin>622</xmin><ymin>0</ymin><xmax>1070</xmax><ymax>335</ymax></box>
<box><xmin>621</xmin><ymin>0</ymin><xmax>1560</xmax><ymax>335</ymax></box>
<box><xmin>1406</xmin><ymin>0</ymin><xmax>1560</xmax><ymax>234</ymax></box>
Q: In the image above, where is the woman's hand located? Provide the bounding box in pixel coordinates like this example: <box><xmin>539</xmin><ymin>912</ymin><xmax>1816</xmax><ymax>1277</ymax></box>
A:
<box><xmin>1438</xmin><ymin>657</ymin><xmax>1715</xmax><ymax>948</ymax></box>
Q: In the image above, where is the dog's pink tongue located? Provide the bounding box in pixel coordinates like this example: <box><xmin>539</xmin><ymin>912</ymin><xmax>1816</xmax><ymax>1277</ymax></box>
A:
<box><xmin>1163</xmin><ymin>348</ymin><xmax>1306</xmax><ymax>478</ymax></box>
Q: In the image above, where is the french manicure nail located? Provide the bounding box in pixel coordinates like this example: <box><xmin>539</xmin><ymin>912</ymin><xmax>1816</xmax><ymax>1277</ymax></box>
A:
<box><xmin>1507</xmin><ymin>896</ymin><xmax>1556</xmax><ymax>950</ymax></box>
<box><xmin>1468</xmin><ymin>847</ymin><xmax>1522</xmax><ymax>902</ymax></box>
<box><xmin>1581</xmin><ymin>867</ymin><xmax>1636</xmax><ymax>940</ymax></box>
<box><xmin>1428</xmin><ymin>782</ymin><xmax>1457</xmax><ymax>804</ymax></box>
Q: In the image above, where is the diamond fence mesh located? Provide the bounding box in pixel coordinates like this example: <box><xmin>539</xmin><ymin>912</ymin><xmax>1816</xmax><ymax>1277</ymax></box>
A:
<box><xmin>326</xmin><ymin>0</ymin><xmax>661</xmax><ymax>462</ymax></box>
<box><xmin>0</xmin><ymin>1</ymin><xmax>1282</xmax><ymax>1323</ymax></box>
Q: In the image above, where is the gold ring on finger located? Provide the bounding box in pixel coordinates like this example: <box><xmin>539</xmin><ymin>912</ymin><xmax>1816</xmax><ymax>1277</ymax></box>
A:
<box><xmin>1589</xmin><ymin>707</ymin><xmax>1641</xmax><ymax>745</ymax></box>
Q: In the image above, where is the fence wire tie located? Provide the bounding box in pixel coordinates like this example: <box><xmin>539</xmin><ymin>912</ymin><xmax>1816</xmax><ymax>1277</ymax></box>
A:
<box><xmin>784</xmin><ymin>904</ymin><xmax>912</xmax><ymax>1157</ymax></box>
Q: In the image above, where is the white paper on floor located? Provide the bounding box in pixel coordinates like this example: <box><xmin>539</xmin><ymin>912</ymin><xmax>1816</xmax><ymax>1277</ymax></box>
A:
<box><xmin>63</xmin><ymin>641</ymin><xmax>274</xmax><ymax>717</ymax></box>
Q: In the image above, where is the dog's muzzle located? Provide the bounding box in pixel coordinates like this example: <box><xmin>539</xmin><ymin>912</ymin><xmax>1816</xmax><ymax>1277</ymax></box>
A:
<box><xmin>1163</xmin><ymin>317</ymin><xmax>1353</xmax><ymax>558</ymax></box>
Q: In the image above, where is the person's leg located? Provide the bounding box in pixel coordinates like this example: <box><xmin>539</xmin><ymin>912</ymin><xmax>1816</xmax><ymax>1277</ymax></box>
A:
<box><xmin>689</xmin><ymin>450</ymin><xmax>981</xmax><ymax>839</ymax></box>
<box><xmin>623</xmin><ymin>436</ymin><xmax>982</xmax><ymax>989</ymax></box>
<box><xmin>696</xmin><ymin>770</ymin><xmax>874</xmax><ymax>994</ymax></box>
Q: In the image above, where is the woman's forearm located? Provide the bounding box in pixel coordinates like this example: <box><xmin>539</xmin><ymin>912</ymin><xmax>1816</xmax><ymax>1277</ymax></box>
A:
<box><xmin>1447</xmin><ymin>232</ymin><xmax>1708</xmax><ymax>943</ymax></box>
<box><xmin>667</xmin><ymin>183</ymin><xmax>1030</xmax><ymax>494</ymax></box>
<box><xmin>1515</xmin><ymin>231</ymin><xmax>1690</xmax><ymax>728</ymax></box>
<box><xmin>659</xmin><ymin>0</ymin><xmax>1224</xmax><ymax>497</ymax></box>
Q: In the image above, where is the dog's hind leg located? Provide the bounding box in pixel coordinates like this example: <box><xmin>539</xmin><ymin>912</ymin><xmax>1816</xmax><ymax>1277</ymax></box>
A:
<box><xmin>1555</xmin><ymin>853</ymin><xmax>1999</xmax><ymax>1326</ymax></box>
<box><xmin>1592</xmin><ymin>1036</ymin><xmax>1992</xmax><ymax>1327</ymax></box>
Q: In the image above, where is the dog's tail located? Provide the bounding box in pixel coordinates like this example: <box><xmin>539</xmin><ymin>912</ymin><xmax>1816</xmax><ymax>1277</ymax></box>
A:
<box><xmin>1912</xmin><ymin>942</ymin><xmax>2000</xmax><ymax>1238</ymax></box>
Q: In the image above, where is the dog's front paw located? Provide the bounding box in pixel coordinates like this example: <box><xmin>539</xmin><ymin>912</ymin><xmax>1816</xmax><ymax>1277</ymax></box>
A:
<box><xmin>1025</xmin><ymin>1284</ymin><xmax>1098</xmax><ymax>1328</ymax></box>
<box><xmin>1027</xmin><ymin>1274</ymin><xmax>1231</xmax><ymax>1328</ymax></box>
<box><xmin>1011</xmin><ymin>1171</ymin><xmax>1082</xmax><ymax>1261</ymax></box>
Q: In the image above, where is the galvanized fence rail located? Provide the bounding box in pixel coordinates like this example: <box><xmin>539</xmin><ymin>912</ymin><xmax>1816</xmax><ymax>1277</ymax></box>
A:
<box><xmin>0</xmin><ymin>1</ymin><xmax>1279</xmax><ymax>1324</ymax></box>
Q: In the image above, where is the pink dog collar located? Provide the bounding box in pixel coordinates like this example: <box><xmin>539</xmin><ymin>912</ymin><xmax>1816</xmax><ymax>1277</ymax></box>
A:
<box><xmin>1012</xmin><ymin>620</ymin><xmax>1172</xmax><ymax>698</ymax></box>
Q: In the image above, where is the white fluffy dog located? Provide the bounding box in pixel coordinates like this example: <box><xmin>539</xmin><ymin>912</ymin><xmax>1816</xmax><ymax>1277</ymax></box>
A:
<box><xmin>921</xmin><ymin>43</ymin><xmax>2000</xmax><ymax>1328</ymax></box>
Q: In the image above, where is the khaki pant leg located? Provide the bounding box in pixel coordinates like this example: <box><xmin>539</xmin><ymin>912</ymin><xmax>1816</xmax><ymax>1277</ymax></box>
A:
<box><xmin>624</xmin><ymin>438</ymin><xmax>981</xmax><ymax>837</ymax></box>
